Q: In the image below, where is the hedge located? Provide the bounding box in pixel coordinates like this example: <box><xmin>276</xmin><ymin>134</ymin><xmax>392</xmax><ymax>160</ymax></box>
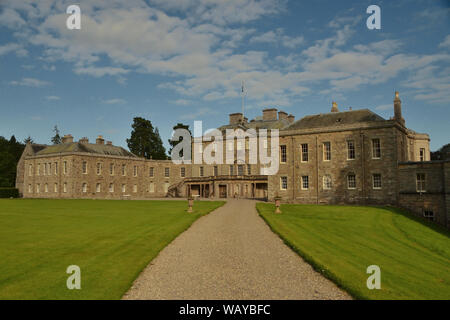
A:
<box><xmin>0</xmin><ymin>188</ymin><xmax>19</xmax><ymax>198</ymax></box>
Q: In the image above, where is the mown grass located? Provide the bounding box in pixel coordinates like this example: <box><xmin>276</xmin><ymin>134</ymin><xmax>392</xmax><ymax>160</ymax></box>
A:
<box><xmin>256</xmin><ymin>203</ymin><xmax>450</xmax><ymax>300</ymax></box>
<box><xmin>0</xmin><ymin>199</ymin><xmax>224</xmax><ymax>300</ymax></box>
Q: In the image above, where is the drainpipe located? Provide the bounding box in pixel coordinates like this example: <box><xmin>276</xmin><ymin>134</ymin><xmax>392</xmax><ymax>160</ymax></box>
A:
<box><xmin>291</xmin><ymin>136</ymin><xmax>295</xmax><ymax>201</ymax></box>
<box><xmin>316</xmin><ymin>136</ymin><xmax>319</xmax><ymax>204</ymax></box>
<box><xmin>360</xmin><ymin>132</ymin><xmax>365</xmax><ymax>204</ymax></box>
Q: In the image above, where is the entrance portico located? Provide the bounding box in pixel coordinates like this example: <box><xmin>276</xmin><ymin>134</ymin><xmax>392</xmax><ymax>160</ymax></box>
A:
<box><xmin>184</xmin><ymin>175</ymin><xmax>268</xmax><ymax>200</ymax></box>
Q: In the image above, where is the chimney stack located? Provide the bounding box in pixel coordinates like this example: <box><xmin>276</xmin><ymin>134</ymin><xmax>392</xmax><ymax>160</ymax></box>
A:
<box><xmin>394</xmin><ymin>91</ymin><xmax>405</xmax><ymax>126</ymax></box>
<box><xmin>262</xmin><ymin>108</ymin><xmax>278</xmax><ymax>121</ymax></box>
<box><xmin>61</xmin><ymin>134</ymin><xmax>74</xmax><ymax>144</ymax></box>
<box><xmin>79</xmin><ymin>137</ymin><xmax>89</xmax><ymax>144</ymax></box>
<box><xmin>96</xmin><ymin>135</ymin><xmax>105</xmax><ymax>145</ymax></box>
<box><xmin>278</xmin><ymin>111</ymin><xmax>288</xmax><ymax>120</ymax></box>
<box><xmin>331</xmin><ymin>101</ymin><xmax>339</xmax><ymax>113</ymax></box>
<box><xmin>229</xmin><ymin>113</ymin><xmax>243</xmax><ymax>125</ymax></box>
<box><xmin>287</xmin><ymin>114</ymin><xmax>295</xmax><ymax>123</ymax></box>
<box><xmin>106</xmin><ymin>141</ymin><xmax>112</xmax><ymax>146</ymax></box>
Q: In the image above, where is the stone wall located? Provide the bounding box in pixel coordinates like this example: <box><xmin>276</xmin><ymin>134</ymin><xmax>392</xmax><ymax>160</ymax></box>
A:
<box><xmin>397</xmin><ymin>161</ymin><xmax>449</xmax><ymax>228</ymax></box>
<box><xmin>268</xmin><ymin>125</ymin><xmax>401</xmax><ymax>205</ymax></box>
<box><xmin>23</xmin><ymin>153</ymin><xmax>187</xmax><ymax>200</ymax></box>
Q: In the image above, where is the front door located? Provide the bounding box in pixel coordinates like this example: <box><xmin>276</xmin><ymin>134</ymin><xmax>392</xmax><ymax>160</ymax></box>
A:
<box><xmin>219</xmin><ymin>185</ymin><xmax>227</xmax><ymax>198</ymax></box>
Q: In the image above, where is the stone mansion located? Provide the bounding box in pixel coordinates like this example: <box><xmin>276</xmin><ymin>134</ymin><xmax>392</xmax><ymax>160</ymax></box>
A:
<box><xmin>16</xmin><ymin>92</ymin><xmax>450</xmax><ymax>228</ymax></box>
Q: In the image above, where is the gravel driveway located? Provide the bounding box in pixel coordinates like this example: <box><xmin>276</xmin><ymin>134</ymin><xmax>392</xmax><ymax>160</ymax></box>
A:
<box><xmin>122</xmin><ymin>199</ymin><xmax>351</xmax><ymax>300</ymax></box>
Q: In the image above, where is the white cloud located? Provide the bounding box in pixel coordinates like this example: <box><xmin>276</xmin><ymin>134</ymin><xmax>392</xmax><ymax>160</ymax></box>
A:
<box><xmin>74</xmin><ymin>66</ymin><xmax>129</xmax><ymax>77</ymax></box>
<box><xmin>0</xmin><ymin>43</ymin><xmax>27</xmax><ymax>57</ymax></box>
<box><xmin>172</xmin><ymin>99</ymin><xmax>192</xmax><ymax>106</ymax></box>
<box><xmin>439</xmin><ymin>35</ymin><xmax>450</xmax><ymax>49</ymax></box>
<box><xmin>150</xmin><ymin>0</ymin><xmax>285</xmax><ymax>25</ymax></box>
<box><xmin>250</xmin><ymin>28</ymin><xmax>304</xmax><ymax>48</ymax></box>
<box><xmin>102</xmin><ymin>98</ymin><xmax>127</xmax><ymax>105</ymax></box>
<box><xmin>45</xmin><ymin>95</ymin><xmax>60</xmax><ymax>101</ymax></box>
<box><xmin>9</xmin><ymin>78</ymin><xmax>51</xmax><ymax>87</ymax></box>
<box><xmin>1</xmin><ymin>1</ymin><xmax>449</xmax><ymax>107</ymax></box>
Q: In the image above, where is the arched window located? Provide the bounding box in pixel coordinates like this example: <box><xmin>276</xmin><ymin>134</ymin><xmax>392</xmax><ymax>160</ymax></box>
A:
<box><xmin>323</xmin><ymin>175</ymin><xmax>332</xmax><ymax>190</ymax></box>
<box><xmin>347</xmin><ymin>174</ymin><xmax>356</xmax><ymax>189</ymax></box>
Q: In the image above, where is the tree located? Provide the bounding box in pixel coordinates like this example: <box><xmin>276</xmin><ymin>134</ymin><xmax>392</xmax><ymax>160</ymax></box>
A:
<box><xmin>51</xmin><ymin>125</ymin><xmax>61</xmax><ymax>145</ymax></box>
<box><xmin>168</xmin><ymin>123</ymin><xmax>191</xmax><ymax>158</ymax></box>
<box><xmin>431</xmin><ymin>143</ymin><xmax>450</xmax><ymax>160</ymax></box>
<box><xmin>126</xmin><ymin>117</ymin><xmax>167</xmax><ymax>160</ymax></box>
<box><xmin>0</xmin><ymin>135</ymin><xmax>25</xmax><ymax>187</ymax></box>
<box><xmin>23</xmin><ymin>136</ymin><xmax>34</xmax><ymax>144</ymax></box>
<box><xmin>152</xmin><ymin>127</ymin><xmax>167</xmax><ymax>160</ymax></box>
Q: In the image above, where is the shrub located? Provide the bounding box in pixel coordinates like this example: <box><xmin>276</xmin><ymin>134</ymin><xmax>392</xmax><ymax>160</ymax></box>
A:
<box><xmin>0</xmin><ymin>188</ymin><xmax>19</xmax><ymax>198</ymax></box>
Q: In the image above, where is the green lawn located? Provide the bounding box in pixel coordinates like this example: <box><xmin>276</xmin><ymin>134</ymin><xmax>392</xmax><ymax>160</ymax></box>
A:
<box><xmin>256</xmin><ymin>203</ymin><xmax>450</xmax><ymax>300</ymax></box>
<box><xmin>0</xmin><ymin>199</ymin><xmax>224</xmax><ymax>300</ymax></box>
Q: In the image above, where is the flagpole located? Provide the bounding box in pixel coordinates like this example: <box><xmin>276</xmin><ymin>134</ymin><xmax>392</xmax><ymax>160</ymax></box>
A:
<box><xmin>241</xmin><ymin>80</ymin><xmax>245</xmax><ymax>118</ymax></box>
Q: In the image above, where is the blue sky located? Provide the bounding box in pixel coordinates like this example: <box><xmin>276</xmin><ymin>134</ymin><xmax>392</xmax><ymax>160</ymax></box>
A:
<box><xmin>0</xmin><ymin>0</ymin><xmax>449</xmax><ymax>151</ymax></box>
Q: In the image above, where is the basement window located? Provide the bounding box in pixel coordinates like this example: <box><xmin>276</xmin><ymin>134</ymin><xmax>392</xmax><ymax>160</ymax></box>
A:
<box><xmin>423</xmin><ymin>210</ymin><xmax>434</xmax><ymax>221</ymax></box>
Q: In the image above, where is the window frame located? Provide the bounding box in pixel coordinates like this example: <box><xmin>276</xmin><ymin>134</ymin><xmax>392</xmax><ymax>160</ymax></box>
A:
<box><xmin>423</xmin><ymin>209</ymin><xmax>434</xmax><ymax>221</ymax></box>
<box><xmin>280</xmin><ymin>176</ymin><xmax>288</xmax><ymax>190</ymax></box>
<box><xmin>280</xmin><ymin>145</ymin><xmax>287</xmax><ymax>163</ymax></box>
<box><xmin>372</xmin><ymin>138</ymin><xmax>381</xmax><ymax>159</ymax></box>
<box><xmin>301</xmin><ymin>175</ymin><xmax>309</xmax><ymax>190</ymax></box>
<box><xmin>347</xmin><ymin>140</ymin><xmax>355</xmax><ymax>160</ymax></box>
<box><xmin>323</xmin><ymin>175</ymin><xmax>332</xmax><ymax>190</ymax></box>
<box><xmin>238</xmin><ymin>164</ymin><xmax>244</xmax><ymax>176</ymax></box>
<box><xmin>372</xmin><ymin>173</ymin><xmax>382</xmax><ymax>189</ymax></box>
<box><xmin>419</xmin><ymin>148</ymin><xmax>425</xmax><ymax>161</ymax></box>
<box><xmin>347</xmin><ymin>174</ymin><xmax>356</xmax><ymax>189</ymax></box>
<box><xmin>416</xmin><ymin>173</ymin><xmax>426</xmax><ymax>192</ymax></box>
<box><xmin>301</xmin><ymin>143</ymin><xmax>308</xmax><ymax>162</ymax></box>
<box><xmin>323</xmin><ymin>142</ymin><xmax>331</xmax><ymax>161</ymax></box>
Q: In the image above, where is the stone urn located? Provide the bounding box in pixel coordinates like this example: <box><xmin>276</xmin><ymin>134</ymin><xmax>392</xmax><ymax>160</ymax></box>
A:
<box><xmin>274</xmin><ymin>196</ymin><xmax>282</xmax><ymax>214</ymax></box>
<box><xmin>187</xmin><ymin>196</ymin><xmax>194</xmax><ymax>213</ymax></box>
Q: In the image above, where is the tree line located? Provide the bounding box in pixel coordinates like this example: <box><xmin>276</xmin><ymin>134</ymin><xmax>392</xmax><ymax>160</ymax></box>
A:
<box><xmin>0</xmin><ymin>117</ymin><xmax>191</xmax><ymax>187</ymax></box>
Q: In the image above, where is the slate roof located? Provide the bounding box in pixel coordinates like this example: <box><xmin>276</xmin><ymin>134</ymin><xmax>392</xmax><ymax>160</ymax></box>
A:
<box><xmin>30</xmin><ymin>144</ymin><xmax>48</xmax><ymax>154</ymax></box>
<box><xmin>284</xmin><ymin>109</ymin><xmax>386</xmax><ymax>131</ymax></box>
<box><xmin>34</xmin><ymin>142</ymin><xmax>137</xmax><ymax>157</ymax></box>
<box><xmin>218</xmin><ymin>118</ymin><xmax>292</xmax><ymax>131</ymax></box>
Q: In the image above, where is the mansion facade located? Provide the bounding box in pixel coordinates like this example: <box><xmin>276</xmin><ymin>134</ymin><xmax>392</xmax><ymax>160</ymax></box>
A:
<box><xmin>16</xmin><ymin>92</ymin><xmax>450</xmax><ymax>228</ymax></box>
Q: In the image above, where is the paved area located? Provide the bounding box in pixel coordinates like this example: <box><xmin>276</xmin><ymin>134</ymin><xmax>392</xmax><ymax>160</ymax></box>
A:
<box><xmin>123</xmin><ymin>199</ymin><xmax>351</xmax><ymax>300</ymax></box>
